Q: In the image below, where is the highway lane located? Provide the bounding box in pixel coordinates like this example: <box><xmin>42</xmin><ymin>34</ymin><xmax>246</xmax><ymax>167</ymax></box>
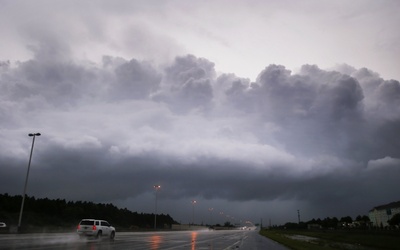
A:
<box><xmin>0</xmin><ymin>229</ymin><xmax>289</xmax><ymax>249</ymax></box>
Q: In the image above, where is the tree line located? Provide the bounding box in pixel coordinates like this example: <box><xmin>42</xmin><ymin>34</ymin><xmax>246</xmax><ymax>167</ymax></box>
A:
<box><xmin>276</xmin><ymin>214</ymin><xmax>400</xmax><ymax>230</ymax></box>
<box><xmin>0</xmin><ymin>193</ymin><xmax>178</xmax><ymax>231</ymax></box>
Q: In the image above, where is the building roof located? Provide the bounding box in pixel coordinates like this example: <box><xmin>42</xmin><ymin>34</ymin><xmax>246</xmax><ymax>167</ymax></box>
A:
<box><xmin>370</xmin><ymin>201</ymin><xmax>400</xmax><ymax>212</ymax></box>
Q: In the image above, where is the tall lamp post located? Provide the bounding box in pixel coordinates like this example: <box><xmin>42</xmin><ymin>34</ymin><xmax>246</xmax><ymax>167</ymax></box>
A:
<box><xmin>191</xmin><ymin>200</ymin><xmax>197</xmax><ymax>225</ymax></box>
<box><xmin>18</xmin><ymin>133</ymin><xmax>41</xmax><ymax>232</ymax></box>
<box><xmin>153</xmin><ymin>185</ymin><xmax>161</xmax><ymax>229</ymax></box>
<box><xmin>208</xmin><ymin>208</ymin><xmax>213</xmax><ymax>226</ymax></box>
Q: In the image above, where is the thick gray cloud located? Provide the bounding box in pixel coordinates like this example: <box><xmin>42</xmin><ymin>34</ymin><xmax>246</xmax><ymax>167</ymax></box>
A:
<box><xmin>1</xmin><ymin>0</ymin><xmax>399</xmax><ymax>225</ymax></box>
<box><xmin>153</xmin><ymin>54</ymin><xmax>215</xmax><ymax>113</ymax></box>
<box><xmin>1</xmin><ymin>51</ymin><xmax>400</xmax><ymax>225</ymax></box>
<box><xmin>112</xmin><ymin>58</ymin><xmax>161</xmax><ymax>100</ymax></box>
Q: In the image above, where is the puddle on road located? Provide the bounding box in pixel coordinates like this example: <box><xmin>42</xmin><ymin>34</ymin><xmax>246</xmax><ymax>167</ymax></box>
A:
<box><xmin>286</xmin><ymin>234</ymin><xmax>318</xmax><ymax>242</ymax></box>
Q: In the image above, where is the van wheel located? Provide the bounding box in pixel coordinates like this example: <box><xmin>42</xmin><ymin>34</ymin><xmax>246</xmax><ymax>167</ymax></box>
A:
<box><xmin>96</xmin><ymin>231</ymin><xmax>102</xmax><ymax>239</ymax></box>
<box><xmin>110</xmin><ymin>231</ymin><xmax>115</xmax><ymax>240</ymax></box>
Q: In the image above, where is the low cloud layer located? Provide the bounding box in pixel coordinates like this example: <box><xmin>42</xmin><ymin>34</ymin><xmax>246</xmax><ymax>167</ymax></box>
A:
<box><xmin>1</xmin><ymin>49</ymin><xmax>399</xmax><ymax>224</ymax></box>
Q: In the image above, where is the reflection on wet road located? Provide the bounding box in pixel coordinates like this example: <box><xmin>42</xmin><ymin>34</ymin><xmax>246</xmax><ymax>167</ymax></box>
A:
<box><xmin>0</xmin><ymin>229</ymin><xmax>289</xmax><ymax>249</ymax></box>
<box><xmin>150</xmin><ymin>234</ymin><xmax>162</xmax><ymax>250</ymax></box>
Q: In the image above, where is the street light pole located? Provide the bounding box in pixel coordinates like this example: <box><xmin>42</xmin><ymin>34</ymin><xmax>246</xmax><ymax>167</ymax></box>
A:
<box><xmin>191</xmin><ymin>200</ymin><xmax>197</xmax><ymax>225</ymax></box>
<box><xmin>297</xmin><ymin>209</ymin><xmax>301</xmax><ymax>224</ymax></box>
<box><xmin>208</xmin><ymin>208</ymin><xmax>213</xmax><ymax>226</ymax></box>
<box><xmin>154</xmin><ymin>185</ymin><xmax>161</xmax><ymax>229</ymax></box>
<box><xmin>18</xmin><ymin>133</ymin><xmax>41</xmax><ymax>232</ymax></box>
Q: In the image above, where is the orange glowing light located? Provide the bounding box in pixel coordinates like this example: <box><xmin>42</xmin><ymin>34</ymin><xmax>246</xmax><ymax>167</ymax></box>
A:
<box><xmin>150</xmin><ymin>235</ymin><xmax>162</xmax><ymax>250</ymax></box>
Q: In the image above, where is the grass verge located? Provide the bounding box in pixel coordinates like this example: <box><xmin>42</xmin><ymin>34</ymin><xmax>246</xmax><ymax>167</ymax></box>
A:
<box><xmin>259</xmin><ymin>228</ymin><xmax>400</xmax><ymax>250</ymax></box>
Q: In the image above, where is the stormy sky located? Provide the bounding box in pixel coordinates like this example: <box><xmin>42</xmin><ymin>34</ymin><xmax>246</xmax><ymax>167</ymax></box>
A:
<box><xmin>1</xmin><ymin>0</ymin><xmax>400</xmax><ymax>226</ymax></box>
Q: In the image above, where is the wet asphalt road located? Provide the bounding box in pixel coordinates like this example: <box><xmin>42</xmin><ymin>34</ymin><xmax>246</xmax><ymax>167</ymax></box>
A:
<box><xmin>0</xmin><ymin>229</ymin><xmax>289</xmax><ymax>250</ymax></box>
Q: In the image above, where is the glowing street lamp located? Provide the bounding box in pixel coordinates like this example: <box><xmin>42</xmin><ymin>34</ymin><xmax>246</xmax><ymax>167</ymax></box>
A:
<box><xmin>154</xmin><ymin>185</ymin><xmax>161</xmax><ymax>229</ymax></box>
<box><xmin>18</xmin><ymin>133</ymin><xmax>41</xmax><ymax>232</ymax></box>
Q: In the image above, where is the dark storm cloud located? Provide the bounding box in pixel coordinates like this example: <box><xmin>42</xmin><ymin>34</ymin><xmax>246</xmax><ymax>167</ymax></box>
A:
<box><xmin>1</xmin><ymin>51</ymin><xmax>400</xmax><ymax>222</ymax></box>
<box><xmin>222</xmin><ymin>64</ymin><xmax>368</xmax><ymax>160</ymax></box>
<box><xmin>153</xmin><ymin>55</ymin><xmax>215</xmax><ymax>113</ymax></box>
<box><xmin>111</xmin><ymin>58</ymin><xmax>162</xmax><ymax>100</ymax></box>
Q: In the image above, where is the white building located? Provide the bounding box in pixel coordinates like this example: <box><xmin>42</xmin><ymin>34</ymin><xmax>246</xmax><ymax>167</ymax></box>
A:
<box><xmin>368</xmin><ymin>201</ymin><xmax>400</xmax><ymax>227</ymax></box>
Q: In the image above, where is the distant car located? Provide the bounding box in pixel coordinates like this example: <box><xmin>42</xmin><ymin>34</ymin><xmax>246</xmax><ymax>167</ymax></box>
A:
<box><xmin>76</xmin><ymin>219</ymin><xmax>115</xmax><ymax>240</ymax></box>
<box><xmin>0</xmin><ymin>222</ymin><xmax>7</xmax><ymax>232</ymax></box>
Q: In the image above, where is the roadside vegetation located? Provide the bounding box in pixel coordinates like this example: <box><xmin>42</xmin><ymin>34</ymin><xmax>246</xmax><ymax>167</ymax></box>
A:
<box><xmin>260</xmin><ymin>215</ymin><xmax>400</xmax><ymax>250</ymax></box>
<box><xmin>260</xmin><ymin>228</ymin><xmax>400</xmax><ymax>250</ymax></box>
